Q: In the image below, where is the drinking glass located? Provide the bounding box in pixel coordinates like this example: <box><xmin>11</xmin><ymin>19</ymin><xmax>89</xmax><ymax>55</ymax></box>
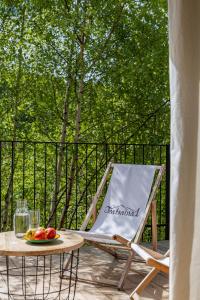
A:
<box><xmin>29</xmin><ymin>210</ymin><xmax>40</xmax><ymax>229</ymax></box>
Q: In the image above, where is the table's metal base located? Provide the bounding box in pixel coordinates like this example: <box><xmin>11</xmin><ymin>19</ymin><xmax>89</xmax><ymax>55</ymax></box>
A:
<box><xmin>0</xmin><ymin>250</ymin><xmax>79</xmax><ymax>300</ymax></box>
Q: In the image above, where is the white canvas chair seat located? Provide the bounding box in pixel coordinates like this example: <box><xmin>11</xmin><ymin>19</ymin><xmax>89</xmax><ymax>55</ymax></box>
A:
<box><xmin>130</xmin><ymin>244</ymin><xmax>169</xmax><ymax>299</ymax></box>
<box><xmin>65</xmin><ymin>230</ymin><xmax>121</xmax><ymax>244</ymax></box>
<box><xmin>62</xmin><ymin>162</ymin><xmax>165</xmax><ymax>289</ymax></box>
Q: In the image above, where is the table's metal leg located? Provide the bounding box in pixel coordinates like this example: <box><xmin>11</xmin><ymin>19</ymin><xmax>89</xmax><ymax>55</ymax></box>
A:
<box><xmin>22</xmin><ymin>257</ymin><xmax>27</xmax><ymax>300</ymax></box>
<box><xmin>0</xmin><ymin>251</ymin><xmax>80</xmax><ymax>300</ymax></box>
<box><xmin>42</xmin><ymin>256</ymin><xmax>46</xmax><ymax>300</ymax></box>
<box><xmin>58</xmin><ymin>253</ymin><xmax>63</xmax><ymax>300</ymax></box>
<box><xmin>34</xmin><ymin>256</ymin><xmax>39</xmax><ymax>300</ymax></box>
<box><xmin>72</xmin><ymin>249</ymin><xmax>79</xmax><ymax>300</ymax></box>
<box><xmin>61</xmin><ymin>249</ymin><xmax>80</xmax><ymax>300</ymax></box>
<box><xmin>46</xmin><ymin>255</ymin><xmax>52</xmax><ymax>299</ymax></box>
<box><xmin>68</xmin><ymin>251</ymin><xmax>74</xmax><ymax>297</ymax></box>
<box><xmin>6</xmin><ymin>256</ymin><xmax>10</xmax><ymax>300</ymax></box>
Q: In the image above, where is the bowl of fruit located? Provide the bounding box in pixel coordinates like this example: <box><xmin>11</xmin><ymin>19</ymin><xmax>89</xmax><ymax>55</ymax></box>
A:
<box><xmin>24</xmin><ymin>227</ymin><xmax>60</xmax><ymax>243</ymax></box>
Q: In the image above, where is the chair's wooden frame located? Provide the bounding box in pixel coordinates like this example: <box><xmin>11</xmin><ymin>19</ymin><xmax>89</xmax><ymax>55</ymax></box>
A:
<box><xmin>62</xmin><ymin>162</ymin><xmax>165</xmax><ymax>289</ymax></box>
<box><xmin>129</xmin><ymin>247</ymin><xmax>169</xmax><ymax>299</ymax></box>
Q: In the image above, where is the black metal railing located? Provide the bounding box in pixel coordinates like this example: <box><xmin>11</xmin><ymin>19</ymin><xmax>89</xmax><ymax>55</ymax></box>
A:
<box><xmin>0</xmin><ymin>141</ymin><xmax>170</xmax><ymax>241</ymax></box>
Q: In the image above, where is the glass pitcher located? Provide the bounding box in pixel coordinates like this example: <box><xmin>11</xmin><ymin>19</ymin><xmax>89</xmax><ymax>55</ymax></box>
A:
<box><xmin>13</xmin><ymin>200</ymin><xmax>30</xmax><ymax>238</ymax></box>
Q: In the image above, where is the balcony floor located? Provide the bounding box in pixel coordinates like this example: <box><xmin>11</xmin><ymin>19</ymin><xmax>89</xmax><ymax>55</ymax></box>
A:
<box><xmin>76</xmin><ymin>240</ymin><xmax>169</xmax><ymax>300</ymax></box>
<box><xmin>0</xmin><ymin>240</ymin><xmax>169</xmax><ymax>300</ymax></box>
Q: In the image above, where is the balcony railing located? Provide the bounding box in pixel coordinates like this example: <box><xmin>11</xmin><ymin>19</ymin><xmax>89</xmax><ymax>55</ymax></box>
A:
<box><xmin>0</xmin><ymin>141</ymin><xmax>170</xmax><ymax>241</ymax></box>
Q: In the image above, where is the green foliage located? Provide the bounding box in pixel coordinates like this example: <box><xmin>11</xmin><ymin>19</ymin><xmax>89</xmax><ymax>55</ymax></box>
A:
<box><xmin>0</xmin><ymin>0</ymin><xmax>169</xmax><ymax>144</ymax></box>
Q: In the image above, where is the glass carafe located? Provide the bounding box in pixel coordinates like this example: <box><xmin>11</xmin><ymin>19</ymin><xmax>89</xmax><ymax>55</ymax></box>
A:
<box><xmin>13</xmin><ymin>200</ymin><xmax>30</xmax><ymax>238</ymax></box>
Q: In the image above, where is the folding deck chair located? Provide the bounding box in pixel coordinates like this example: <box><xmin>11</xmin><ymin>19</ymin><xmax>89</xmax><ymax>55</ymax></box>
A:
<box><xmin>130</xmin><ymin>244</ymin><xmax>169</xmax><ymax>299</ymax></box>
<box><xmin>62</xmin><ymin>162</ymin><xmax>165</xmax><ymax>289</ymax></box>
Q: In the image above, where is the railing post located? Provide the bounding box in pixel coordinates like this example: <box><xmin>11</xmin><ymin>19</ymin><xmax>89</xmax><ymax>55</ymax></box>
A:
<box><xmin>0</xmin><ymin>142</ymin><xmax>1</xmax><ymax>232</ymax></box>
<box><xmin>165</xmin><ymin>144</ymin><xmax>170</xmax><ymax>240</ymax></box>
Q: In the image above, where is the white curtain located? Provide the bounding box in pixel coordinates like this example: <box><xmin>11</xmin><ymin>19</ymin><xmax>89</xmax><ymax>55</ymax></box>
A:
<box><xmin>169</xmin><ymin>1</ymin><xmax>200</xmax><ymax>299</ymax></box>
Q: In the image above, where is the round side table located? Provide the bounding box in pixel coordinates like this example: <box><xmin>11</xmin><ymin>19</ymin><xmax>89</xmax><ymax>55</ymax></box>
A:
<box><xmin>0</xmin><ymin>231</ymin><xmax>84</xmax><ymax>300</ymax></box>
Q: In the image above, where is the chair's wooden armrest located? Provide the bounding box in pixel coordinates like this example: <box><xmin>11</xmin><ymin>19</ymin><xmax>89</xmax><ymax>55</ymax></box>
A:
<box><xmin>139</xmin><ymin>245</ymin><xmax>165</xmax><ymax>260</ymax></box>
<box><xmin>147</xmin><ymin>258</ymin><xmax>169</xmax><ymax>274</ymax></box>
<box><xmin>112</xmin><ymin>235</ymin><xmax>129</xmax><ymax>245</ymax></box>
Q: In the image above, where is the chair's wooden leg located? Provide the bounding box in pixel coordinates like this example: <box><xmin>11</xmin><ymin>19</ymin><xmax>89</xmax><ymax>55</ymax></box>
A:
<box><xmin>129</xmin><ymin>268</ymin><xmax>159</xmax><ymax>299</ymax></box>
<box><xmin>151</xmin><ymin>201</ymin><xmax>157</xmax><ymax>251</ymax></box>
<box><xmin>61</xmin><ymin>252</ymin><xmax>72</xmax><ymax>278</ymax></box>
<box><xmin>93</xmin><ymin>207</ymin><xmax>97</xmax><ymax>223</ymax></box>
<box><xmin>118</xmin><ymin>251</ymin><xmax>134</xmax><ymax>290</ymax></box>
<box><xmin>90</xmin><ymin>241</ymin><xmax>119</xmax><ymax>258</ymax></box>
